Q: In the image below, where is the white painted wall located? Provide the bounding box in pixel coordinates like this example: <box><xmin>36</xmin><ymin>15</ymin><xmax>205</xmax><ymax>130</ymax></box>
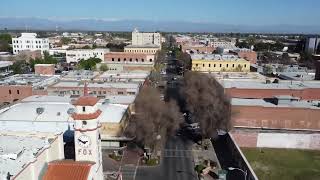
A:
<box><xmin>257</xmin><ymin>133</ymin><xmax>320</xmax><ymax>150</ymax></box>
<box><xmin>66</xmin><ymin>48</ymin><xmax>109</xmax><ymax>63</ymax></box>
<box><xmin>12</xmin><ymin>33</ymin><xmax>49</xmax><ymax>55</ymax></box>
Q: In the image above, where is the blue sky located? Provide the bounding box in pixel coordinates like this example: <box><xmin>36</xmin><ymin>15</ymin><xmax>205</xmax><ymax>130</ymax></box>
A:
<box><xmin>2</xmin><ymin>0</ymin><xmax>319</xmax><ymax>26</ymax></box>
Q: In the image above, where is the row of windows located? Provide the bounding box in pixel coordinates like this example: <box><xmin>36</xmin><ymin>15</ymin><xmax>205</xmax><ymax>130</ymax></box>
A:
<box><xmin>195</xmin><ymin>63</ymin><xmax>247</xmax><ymax>68</ymax></box>
<box><xmin>14</xmin><ymin>45</ymin><xmax>43</xmax><ymax>48</ymax></box>
<box><xmin>71</xmin><ymin>90</ymin><xmax>136</xmax><ymax>95</ymax></box>
<box><xmin>110</xmin><ymin>58</ymin><xmax>153</xmax><ymax>62</ymax></box>
<box><xmin>12</xmin><ymin>40</ymin><xmax>48</xmax><ymax>44</ymax></box>
<box><xmin>126</xmin><ymin>49</ymin><xmax>157</xmax><ymax>53</ymax></box>
<box><xmin>9</xmin><ymin>90</ymin><xmax>20</xmax><ymax>94</ymax></box>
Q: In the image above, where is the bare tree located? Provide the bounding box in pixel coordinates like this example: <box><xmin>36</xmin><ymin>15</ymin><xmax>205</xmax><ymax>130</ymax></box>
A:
<box><xmin>181</xmin><ymin>72</ymin><xmax>232</xmax><ymax>138</ymax></box>
<box><xmin>125</xmin><ymin>86</ymin><xmax>183</xmax><ymax>154</ymax></box>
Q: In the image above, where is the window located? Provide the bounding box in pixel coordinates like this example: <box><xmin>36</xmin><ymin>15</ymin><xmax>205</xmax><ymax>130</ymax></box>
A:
<box><xmin>9</xmin><ymin>90</ymin><xmax>11</xmax><ymax>94</ymax></box>
<box><xmin>82</xmin><ymin>121</ymin><xmax>87</xmax><ymax>125</ymax></box>
<box><xmin>142</xmin><ymin>59</ymin><xmax>144</xmax><ymax>62</ymax></box>
<box><xmin>118</xmin><ymin>58</ymin><xmax>120</xmax><ymax>62</ymax></box>
<box><xmin>196</xmin><ymin>64</ymin><xmax>198</xmax><ymax>67</ymax></box>
<box><xmin>203</xmin><ymin>64</ymin><xmax>205</xmax><ymax>67</ymax></box>
<box><xmin>82</xmin><ymin>106</ymin><xmax>86</xmax><ymax>112</ymax></box>
<box><xmin>93</xmin><ymin>91</ymin><xmax>96</xmax><ymax>95</ymax></box>
<box><xmin>209</xmin><ymin>64</ymin><xmax>211</xmax><ymax>67</ymax></box>
<box><xmin>136</xmin><ymin>59</ymin><xmax>138</xmax><ymax>62</ymax></box>
<box><xmin>118</xmin><ymin>92</ymin><xmax>124</xmax><ymax>95</ymax></box>
<box><xmin>214</xmin><ymin>64</ymin><xmax>216</xmax><ymax>67</ymax></box>
<box><xmin>149</xmin><ymin>59</ymin><xmax>152</xmax><ymax>62</ymax></box>
<box><xmin>124</xmin><ymin>58</ymin><xmax>126</xmax><ymax>61</ymax></box>
<box><xmin>226</xmin><ymin>64</ymin><xmax>229</xmax><ymax>68</ymax></box>
<box><xmin>220</xmin><ymin>64</ymin><xmax>222</xmax><ymax>67</ymax></box>
<box><xmin>17</xmin><ymin>90</ymin><xmax>20</xmax><ymax>94</ymax></box>
<box><xmin>244</xmin><ymin>64</ymin><xmax>247</xmax><ymax>68</ymax></box>
<box><xmin>112</xmin><ymin>58</ymin><xmax>114</xmax><ymax>61</ymax></box>
<box><xmin>103</xmin><ymin>91</ymin><xmax>106</xmax><ymax>94</ymax></box>
<box><xmin>130</xmin><ymin>58</ymin><xmax>132</xmax><ymax>62</ymax></box>
<box><xmin>232</xmin><ymin>64</ymin><xmax>235</xmax><ymax>68</ymax></box>
<box><xmin>128</xmin><ymin>92</ymin><xmax>136</xmax><ymax>95</ymax></box>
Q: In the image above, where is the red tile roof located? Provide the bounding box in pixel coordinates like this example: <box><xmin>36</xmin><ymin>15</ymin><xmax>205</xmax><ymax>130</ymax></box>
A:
<box><xmin>72</xmin><ymin>110</ymin><xmax>102</xmax><ymax>120</ymax></box>
<box><xmin>74</xmin><ymin>96</ymin><xmax>99</xmax><ymax>106</ymax></box>
<box><xmin>43</xmin><ymin>160</ymin><xmax>95</xmax><ymax>180</ymax></box>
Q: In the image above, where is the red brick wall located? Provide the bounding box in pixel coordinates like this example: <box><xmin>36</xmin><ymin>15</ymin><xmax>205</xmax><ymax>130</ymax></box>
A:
<box><xmin>231</xmin><ymin>131</ymin><xmax>258</xmax><ymax>147</ymax></box>
<box><xmin>232</xmin><ymin>105</ymin><xmax>320</xmax><ymax>130</ymax></box>
<box><xmin>35</xmin><ymin>64</ymin><xmax>55</xmax><ymax>75</ymax></box>
<box><xmin>0</xmin><ymin>85</ymin><xmax>33</xmax><ymax>103</ymax></box>
<box><xmin>237</xmin><ymin>51</ymin><xmax>257</xmax><ymax>64</ymax></box>
<box><xmin>104</xmin><ymin>52</ymin><xmax>151</xmax><ymax>63</ymax></box>
<box><xmin>226</xmin><ymin>88</ymin><xmax>320</xmax><ymax>100</ymax></box>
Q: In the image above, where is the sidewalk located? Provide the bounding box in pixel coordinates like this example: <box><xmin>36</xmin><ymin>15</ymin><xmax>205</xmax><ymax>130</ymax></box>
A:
<box><xmin>192</xmin><ymin>139</ymin><xmax>222</xmax><ymax>180</ymax></box>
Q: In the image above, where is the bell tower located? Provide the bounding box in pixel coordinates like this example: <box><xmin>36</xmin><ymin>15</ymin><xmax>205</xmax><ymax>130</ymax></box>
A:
<box><xmin>72</xmin><ymin>85</ymin><xmax>103</xmax><ymax>180</ymax></box>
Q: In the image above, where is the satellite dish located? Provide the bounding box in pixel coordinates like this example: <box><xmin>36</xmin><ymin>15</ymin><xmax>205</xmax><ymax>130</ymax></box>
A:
<box><xmin>36</xmin><ymin>107</ymin><xmax>44</xmax><ymax>115</ymax></box>
<box><xmin>67</xmin><ymin>108</ymin><xmax>75</xmax><ymax>115</ymax></box>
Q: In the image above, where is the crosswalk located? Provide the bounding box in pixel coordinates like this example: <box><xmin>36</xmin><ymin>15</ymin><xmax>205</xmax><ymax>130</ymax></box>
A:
<box><xmin>120</xmin><ymin>165</ymin><xmax>137</xmax><ymax>180</ymax></box>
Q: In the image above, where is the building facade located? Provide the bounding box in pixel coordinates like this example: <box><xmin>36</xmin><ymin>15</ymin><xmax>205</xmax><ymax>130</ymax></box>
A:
<box><xmin>12</xmin><ymin>33</ymin><xmax>49</xmax><ymax>55</ymax></box>
<box><xmin>132</xmin><ymin>28</ymin><xmax>161</xmax><ymax>47</ymax></box>
<box><xmin>124</xmin><ymin>44</ymin><xmax>160</xmax><ymax>54</ymax></box>
<box><xmin>66</xmin><ymin>48</ymin><xmax>110</xmax><ymax>63</ymax></box>
<box><xmin>191</xmin><ymin>54</ymin><xmax>250</xmax><ymax>72</ymax></box>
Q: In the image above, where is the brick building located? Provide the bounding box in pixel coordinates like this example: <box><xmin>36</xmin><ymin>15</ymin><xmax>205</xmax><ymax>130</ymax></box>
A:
<box><xmin>0</xmin><ymin>74</ymin><xmax>59</xmax><ymax>104</ymax></box>
<box><xmin>223</xmin><ymin>80</ymin><xmax>320</xmax><ymax>100</ymax></box>
<box><xmin>181</xmin><ymin>45</ymin><xmax>215</xmax><ymax>53</ymax></box>
<box><xmin>104</xmin><ymin>52</ymin><xmax>155</xmax><ymax>72</ymax></box>
<box><xmin>35</xmin><ymin>64</ymin><xmax>55</xmax><ymax>75</ymax></box>
<box><xmin>230</xmin><ymin>49</ymin><xmax>257</xmax><ymax>64</ymax></box>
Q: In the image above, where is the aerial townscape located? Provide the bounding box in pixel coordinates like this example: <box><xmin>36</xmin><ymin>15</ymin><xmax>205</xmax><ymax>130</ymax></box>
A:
<box><xmin>0</xmin><ymin>1</ymin><xmax>320</xmax><ymax>180</ymax></box>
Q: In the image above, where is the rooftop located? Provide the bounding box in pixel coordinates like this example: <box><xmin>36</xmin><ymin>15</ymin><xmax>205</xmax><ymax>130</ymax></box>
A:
<box><xmin>61</xmin><ymin>70</ymin><xmax>99</xmax><ymax>81</ymax></box>
<box><xmin>104</xmin><ymin>95</ymin><xmax>136</xmax><ymax>105</ymax></box>
<box><xmin>126</xmin><ymin>44</ymin><xmax>160</xmax><ymax>48</ymax></box>
<box><xmin>220</xmin><ymin>79</ymin><xmax>320</xmax><ymax>90</ymax></box>
<box><xmin>232</xmin><ymin>98</ymin><xmax>320</xmax><ymax>109</ymax></box>
<box><xmin>0</xmin><ymin>74</ymin><xmax>60</xmax><ymax>89</ymax></box>
<box><xmin>191</xmin><ymin>54</ymin><xmax>247</xmax><ymax>61</ymax></box>
<box><xmin>51</xmin><ymin>81</ymin><xmax>140</xmax><ymax>90</ymax></box>
<box><xmin>73</xmin><ymin>96</ymin><xmax>99</xmax><ymax>106</ymax></box>
<box><xmin>0</xmin><ymin>132</ymin><xmax>58</xmax><ymax>179</ymax></box>
<box><xmin>0</xmin><ymin>96</ymin><xmax>129</xmax><ymax>133</ymax></box>
<box><xmin>43</xmin><ymin>160</ymin><xmax>94</xmax><ymax>180</ymax></box>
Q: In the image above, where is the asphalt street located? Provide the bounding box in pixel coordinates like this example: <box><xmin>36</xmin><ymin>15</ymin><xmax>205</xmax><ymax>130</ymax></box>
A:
<box><xmin>135</xmin><ymin>136</ymin><xmax>197</xmax><ymax>180</ymax></box>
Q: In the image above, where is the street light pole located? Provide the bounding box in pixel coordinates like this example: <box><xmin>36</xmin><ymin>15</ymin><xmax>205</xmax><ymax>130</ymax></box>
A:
<box><xmin>228</xmin><ymin>167</ymin><xmax>247</xmax><ymax>180</ymax></box>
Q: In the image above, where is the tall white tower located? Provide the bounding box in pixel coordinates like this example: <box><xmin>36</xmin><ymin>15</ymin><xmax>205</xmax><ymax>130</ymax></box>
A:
<box><xmin>72</xmin><ymin>85</ymin><xmax>104</xmax><ymax>180</ymax></box>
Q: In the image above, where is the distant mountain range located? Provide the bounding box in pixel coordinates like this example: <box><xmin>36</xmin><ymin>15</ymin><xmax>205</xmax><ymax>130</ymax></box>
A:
<box><xmin>0</xmin><ymin>17</ymin><xmax>319</xmax><ymax>34</ymax></box>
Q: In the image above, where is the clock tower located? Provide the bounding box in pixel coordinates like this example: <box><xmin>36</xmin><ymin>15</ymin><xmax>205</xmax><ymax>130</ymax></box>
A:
<box><xmin>72</xmin><ymin>86</ymin><xmax>104</xmax><ymax>180</ymax></box>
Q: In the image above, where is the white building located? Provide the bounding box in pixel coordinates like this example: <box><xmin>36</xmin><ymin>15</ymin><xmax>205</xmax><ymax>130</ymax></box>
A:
<box><xmin>12</xmin><ymin>33</ymin><xmax>49</xmax><ymax>55</ymax></box>
<box><xmin>0</xmin><ymin>132</ymin><xmax>64</xmax><ymax>180</ymax></box>
<box><xmin>66</xmin><ymin>48</ymin><xmax>110</xmax><ymax>63</ymax></box>
<box><xmin>132</xmin><ymin>28</ymin><xmax>161</xmax><ymax>47</ymax></box>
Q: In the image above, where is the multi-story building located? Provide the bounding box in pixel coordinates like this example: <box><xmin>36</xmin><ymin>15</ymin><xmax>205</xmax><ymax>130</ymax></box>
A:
<box><xmin>12</xmin><ymin>33</ymin><xmax>49</xmax><ymax>55</ymax></box>
<box><xmin>131</xmin><ymin>28</ymin><xmax>161</xmax><ymax>47</ymax></box>
<box><xmin>66</xmin><ymin>48</ymin><xmax>110</xmax><ymax>63</ymax></box>
<box><xmin>191</xmin><ymin>54</ymin><xmax>250</xmax><ymax>72</ymax></box>
<box><xmin>211</xmin><ymin>41</ymin><xmax>236</xmax><ymax>49</ymax></box>
<box><xmin>124</xmin><ymin>44</ymin><xmax>160</xmax><ymax>54</ymax></box>
<box><xmin>0</xmin><ymin>74</ymin><xmax>59</xmax><ymax>104</ymax></box>
<box><xmin>104</xmin><ymin>52</ymin><xmax>155</xmax><ymax>71</ymax></box>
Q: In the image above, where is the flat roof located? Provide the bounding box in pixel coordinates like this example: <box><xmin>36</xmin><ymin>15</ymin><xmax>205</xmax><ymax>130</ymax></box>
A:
<box><xmin>51</xmin><ymin>81</ymin><xmax>140</xmax><ymax>90</ymax></box>
<box><xmin>220</xmin><ymin>79</ymin><xmax>320</xmax><ymax>90</ymax></box>
<box><xmin>98</xmin><ymin>71</ymin><xmax>150</xmax><ymax>80</ymax></box>
<box><xmin>191</xmin><ymin>54</ymin><xmax>247</xmax><ymax>61</ymax></box>
<box><xmin>232</xmin><ymin>98</ymin><xmax>320</xmax><ymax>109</ymax></box>
<box><xmin>104</xmin><ymin>95</ymin><xmax>136</xmax><ymax>105</ymax></box>
<box><xmin>126</xmin><ymin>44</ymin><xmax>160</xmax><ymax>48</ymax></box>
<box><xmin>0</xmin><ymin>74</ymin><xmax>60</xmax><ymax>89</ymax></box>
<box><xmin>0</xmin><ymin>98</ymin><xmax>129</xmax><ymax>132</ymax></box>
<box><xmin>61</xmin><ymin>70</ymin><xmax>99</xmax><ymax>81</ymax></box>
<box><xmin>0</xmin><ymin>133</ymin><xmax>57</xmax><ymax>179</ymax></box>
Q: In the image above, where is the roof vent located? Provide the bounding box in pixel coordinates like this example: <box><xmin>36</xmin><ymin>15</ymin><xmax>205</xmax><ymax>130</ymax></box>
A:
<box><xmin>36</xmin><ymin>107</ymin><xmax>44</xmax><ymax>115</ymax></box>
